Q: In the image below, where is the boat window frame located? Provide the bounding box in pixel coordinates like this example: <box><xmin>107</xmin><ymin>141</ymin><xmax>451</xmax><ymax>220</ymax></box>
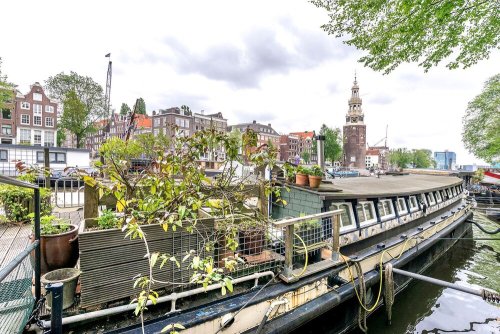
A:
<box><xmin>408</xmin><ymin>196</ymin><xmax>419</xmax><ymax>212</ymax></box>
<box><xmin>355</xmin><ymin>201</ymin><xmax>377</xmax><ymax>226</ymax></box>
<box><xmin>377</xmin><ymin>199</ymin><xmax>396</xmax><ymax>221</ymax></box>
<box><xmin>396</xmin><ymin>197</ymin><xmax>408</xmax><ymax>215</ymax></box>
<box><xmin>447</xmin><ymin>188</ymin><xmax>452</xmax><ymax>198</ymax></box>
<box><xmin>329</xmin><ymin>202</ymin><xmax>357</xmax><ymax>232</ymax></box>
<box><xmin>451</xmin><ymin>187</ymin><xmax>457</xmax><ymax>197</ymax></box>
<box><xmin>427</xmin><ymin>192</ymin><xmax>436</xmax><ymax>206</ymax></box>
<box><xmin>419</xmin><ymin>193</ymin><xmax>428</xmax><ymax>207</ymax></box>
<box><xmin>442</xmin><ymin>189</ymin><xmax>448</xmax><ymax>200</ymax></box>
<box><xmin>435</xmin><ymin>190</ymin><xmax>442</xmax><ymax>203</ymax></box>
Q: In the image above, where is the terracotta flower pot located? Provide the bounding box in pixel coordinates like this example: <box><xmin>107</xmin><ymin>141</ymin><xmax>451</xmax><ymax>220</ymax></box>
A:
<box><xmin>295</xmin><ymin>173</ymin><xmax>309</xmax><ymax>186</ymax></box>
<box><xmin>308</xmin><ymin>175</ymin><xmax>322</xmax><ymax>189</ymax></box>
<box><xmin>31</xmin><ymin>224</ymin><xmax>79</xmax><ymax>274</ymax></box>
<box><xmin>240</xmin><ymin>229</ymin><xmax>265</xmax><ymax>255</ymax></box>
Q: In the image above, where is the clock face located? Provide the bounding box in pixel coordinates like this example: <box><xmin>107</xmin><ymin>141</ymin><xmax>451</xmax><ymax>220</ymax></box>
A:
<box><xmin>352</xmin><ymin>117</ymin><xmax>357</xmax><ymax>123</ymax></box>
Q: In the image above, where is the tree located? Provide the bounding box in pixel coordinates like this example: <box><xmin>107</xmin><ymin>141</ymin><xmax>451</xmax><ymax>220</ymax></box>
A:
<box><xmin>301</xmin><ymin>151</ymin><xmax>310</xmax><ymax>164</ymax></box>
<box><xmin>57</xmin><ymin>130</ymin><xmax>66</xmax><ymax>147</ymax></box>
<box><xmin>462</xmin><ymin>74</ymin><xmax>500</xmax><ymax>163</ymax></box>
<box><xmin>60</xmin><ymin>91</ymin><xmax>91</xmax><ymax>148</ymax></box>
<box><xmin>0</xmin><ymin>58</ymin><xmax>13</xmax><ymax>110</ymax></box>
<box><xmin>180</xmin><ymin>105</ymin><xmax>192</xmax><ymax>115</ymax></box>
<box><xmin>319</xmin><ymin>124</ymin><xmax>342</xmax><ymax>165</ymax></box>
<box><xmin>311</xmin><ymin>1</ymin><xmax>500</xmax><ymax>73</ymax></box>
<box><xmin>411</xmin><ymin>149</ymin><xmax>435</xmax><ymax>168</ymax></box>
<box><xmin>389</xmin><ymin>148</ymin><xmax>412</xmax><ymax>169</ymax></box>
<box><xmin>45</xmin><ymin>72</ymin><xmax>106</xmax><ymax>148</ymax></box>
<box><xmin>120</xmin><ymin>103</ymin><xmax>131</xmax><ymax>115</ymax></box>
<box><xmin>136</xmin><ymin>98</ymin><xmax>146</xmax><ymax>115</ymax></box>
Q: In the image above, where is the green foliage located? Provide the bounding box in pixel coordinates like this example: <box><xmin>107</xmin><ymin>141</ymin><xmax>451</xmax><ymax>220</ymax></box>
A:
<box><xmin>0</xmin><ymin>186</ymin><xmax>51</xmax><ymax>223</ymax></box>
<box><xmin>296</xmin><ymin>165</ymin><xmax>311</xmax><ymax>175</ymax></box>
<box><xmin>120</xmin><ymin>103</ymin><xmax>131</xmax><ymax>115</ymax></box>
<box><xmin>38</xmin><ymin>215</ymin><xmax>70</xmax><ymax>235</ymax></box>
<box><xmin>319</xmin><ymin>125</ymin><xmax>342</xmax><ymax>165</ymax></box>
<box><xmin>311</xmin><ymin>0</ymin><xmax>500</xmax><ymax>73</ymax></box>
<box><xmin>45</xmin><ymin>72</ymin><xmax>106</xmax><ymax>148</ymax></box>
<box><xmin>56</xmin><ymin>130</ymin><xmax>66</xmax><ymax>147</ymax></box>
<box><xmin>462</xmin><ymin>74</ymin><xmax>500</xmax><ymax>163</ymax></box>
<box><xmin>0</xmin><ymin>58</ymin><xmax>14</xmax><ymax>110</ymax></box>
<box><xmin>282</xmin><ymin>163</ymin><xmax>296</xmax><ymax>182</ymax></box>
<box><xmin>472</xmin><ymin>168</ymin><xmax>484</xmax><ymax>183</ymax></box>
<box><xmin>411</xmin><ymin>149</ymin><xmax>435</xmax><ymax>168</ymax></box>
<box><xmin>309</xmin><ymin>165</ymin><xmax>323</xmax><ymax>177</ymax></box>
<box><xmin>301</xmin><ymin>151</ymin><xmax>310</xmax><ymax>164</ymax></box>
<box><xmin>136</xmin><ymin>98</ymin><xmax>146</xmax><ymax>115</ymax></box>
<box><xmin>180</xmin><ymin>105</ymin><xmax>192</xmax><ymax>116</ymax></box>
<box><xmin>97</xmin><ymin>209</ymin><xmax>120</xmax><ymax>229</ymax></box>
<box><xmin>389</xmin><ymin>148</ymin><xmax>412</xmax><ymax>169</ymax></box>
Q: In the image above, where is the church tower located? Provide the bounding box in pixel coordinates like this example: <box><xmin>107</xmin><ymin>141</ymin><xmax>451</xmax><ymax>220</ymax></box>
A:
<box><xmin>343</xmin><ymin>74</ymin><xmax>366</xmax><ymax>169</ymax></box>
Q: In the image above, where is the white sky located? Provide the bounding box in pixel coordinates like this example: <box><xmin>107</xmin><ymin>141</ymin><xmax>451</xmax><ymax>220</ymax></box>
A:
<box><xmin>1</xmin><ymin>0</ymin><xmax>498</xmax><ymax>165</ymax></box>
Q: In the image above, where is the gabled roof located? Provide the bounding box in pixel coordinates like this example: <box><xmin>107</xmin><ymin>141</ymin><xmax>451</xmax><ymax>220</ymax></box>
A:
<box><xmin>289</xmin><ymin>131</ymin><xmax>315</xmax><ymax>139</ymax></box>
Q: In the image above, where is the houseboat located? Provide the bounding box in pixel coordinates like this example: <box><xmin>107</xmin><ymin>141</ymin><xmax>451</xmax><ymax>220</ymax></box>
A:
<box><xmin>95</xmin><ymin>173</ymin><xmax>474</xmax><ymax>334</ymax></box>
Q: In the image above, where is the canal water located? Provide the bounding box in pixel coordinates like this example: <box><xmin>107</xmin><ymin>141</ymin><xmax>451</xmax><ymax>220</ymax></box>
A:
<box><xmin>305</xmin><ymin>212</ymin><xmax>500</xmax><ymax>333</ymax></box>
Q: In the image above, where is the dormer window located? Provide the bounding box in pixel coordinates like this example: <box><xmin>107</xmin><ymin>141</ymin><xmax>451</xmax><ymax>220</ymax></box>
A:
<box><xmin>33</xmin><ymin>93</ymin><xmax>43</xmax><ymax>101</ymax></box>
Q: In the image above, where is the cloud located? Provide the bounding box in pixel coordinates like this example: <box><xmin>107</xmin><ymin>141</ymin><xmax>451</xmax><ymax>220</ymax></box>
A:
<box><xmin>369</xmin><ymin>95</ymin><xmax>395</xmax><ymax>105</ymax></box>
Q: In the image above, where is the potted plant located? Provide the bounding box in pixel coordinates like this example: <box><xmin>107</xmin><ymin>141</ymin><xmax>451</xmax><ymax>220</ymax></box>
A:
<box><xmin>295</xmin><ymin>166</ymin><xmax>310</xmax><ymax>186</ymax></box>
<box><xmin>282</xmin><ymin>163</ymin><xmax>296</xmax><ymax>183</ymax></box>
<box><xmin>308</xmin><ymin>165</ymin><xmax>323</xmax><ymax>189</ymax></box>
<box><xmin>32</xmin><ymin>215</ymin><xmax>79</xmax><ymax>274</ymax></box>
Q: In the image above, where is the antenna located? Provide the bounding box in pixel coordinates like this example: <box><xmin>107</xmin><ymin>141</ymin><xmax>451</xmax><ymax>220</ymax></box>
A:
<box><xmin>104</xmin><ymin>53</ymin><xmax>112</xmax><ymax>118</ymax></box>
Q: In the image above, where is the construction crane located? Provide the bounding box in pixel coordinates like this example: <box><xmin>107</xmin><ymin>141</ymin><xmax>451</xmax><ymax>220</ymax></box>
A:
<box><xmin>367</xmin><ymin>125</ymin><xmax>388</xmax><ymax>148</ymax></box>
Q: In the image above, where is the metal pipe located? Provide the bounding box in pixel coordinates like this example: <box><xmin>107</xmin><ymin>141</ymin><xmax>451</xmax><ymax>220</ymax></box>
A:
<box><xmin>391</xmin><ymin>267</ymin><xmax>488</xmax><ymax>297</ymax></box>
<box><xmin>316</xmin><ymin>135</ymin><xmax>325</xmax><ymax>173</ymax></box>
<box><xmin>46</xmin><ymin>283</ymin><xmax>64</xmax><ymax>334</ymax></box>
<box><xmin>0</xmin><ymin>241</ymin><xmax>38</xmax><ymax>282</ymax></box>
<box><xmin>34</xmin><ymin>188</ymin><xmax>41</xmax><ymax>302</ymax></box>
<box><xmin>42</xmin><ymin>271</ymin><xmax>274</xmax><ymax>327</ymax></box>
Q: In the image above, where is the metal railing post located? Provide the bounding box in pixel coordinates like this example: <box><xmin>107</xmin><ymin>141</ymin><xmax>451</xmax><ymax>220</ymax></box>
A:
<box><xmin>44</xmin><ymin>147</ymin><xmax>50</xmax><ymax>188</ymax></box>
<box><xmin>34</xmin><ymin>188</ymin><xmax>41</xmax><ymax>302</ymax></box>
<box><xmin>46</xmin><ymin>283</ymin><xmax>64</xmax><ymax>334</ymax></box>
<box><xmin>331</xmin><ymin>213</ymin><xmax>340</xmax><ymax>262</ymax></box>
<box><xmin>283</xmin><ymin>225</ymin><xmax>294</xmax><ymax>279</ymax></box>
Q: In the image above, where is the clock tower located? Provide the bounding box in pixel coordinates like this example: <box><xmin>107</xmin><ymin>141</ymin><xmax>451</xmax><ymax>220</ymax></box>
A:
<box><xmin>343</xmin><ymin>75</ymin><xmax>366</xmax><ymax>169</ymax></box>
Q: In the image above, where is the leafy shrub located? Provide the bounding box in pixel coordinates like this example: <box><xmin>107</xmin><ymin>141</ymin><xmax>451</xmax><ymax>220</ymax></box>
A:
<box><xmin>0</xmin><ymin>186</ymin><xmax>52</xmax><ymax>223</ymax></box>
<box><xmin>296</xmin><ymin>166</ymin><xmax>311</xmax><ymax>175</ymax></box>
<box><xmin>39</xmin><ymin>215</ymin><xmax>70</xmax><ymax>235</ymax></box>
<box><xmin>309</xmin><ymin>165</ymin><xmax>323</xmax><ymax>177</ymax></box>
<box><xmin>97</xmin><ymin>209</ymin><xmax>120</xmax><ymax>229</ymax></box>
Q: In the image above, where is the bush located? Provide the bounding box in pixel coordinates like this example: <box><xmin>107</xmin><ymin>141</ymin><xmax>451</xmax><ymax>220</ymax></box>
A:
<box><xmin>97</xmin><ymin>209</ymin><xmax>121</xmax><ymax>230</ymax></box>
<box><xmin>0</xmin><ymin>186</ymin><xmax>52</xmax><ymax>223</ymax></box>
<box><xmin>38</xmin><ymin>215</ymin><xmax>71</xmax><ymax>235</ymax></box>
<box><xmin>309</xmin><ymin>165</ymin><xmax>323</xmax><ymax>177</ymax></box>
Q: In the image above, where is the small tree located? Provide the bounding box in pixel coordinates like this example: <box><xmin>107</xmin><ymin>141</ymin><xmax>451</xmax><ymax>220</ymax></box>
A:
<box><xmin>462</xmin><ymin>74</ymin><xmax>500</xmax><ymax>163</ymax></box>
<box><xmin>0</xmin><ymin>58</ymin><xmax>13</xmax><ymax>110</ymax></box>
<box><xmin>180</xmin><ymin>105</ymin><xmax>192</xmax><ymax>115</ymax></box>
<box><xmin>59</xmin><ymin>91</ymin><xmax>92</xmax><ymax>148</ymax></box>
<box><xmin>120</xmin><ymin>103</ymin><xmax>131</xmax><ymax>115</ymax></box>
<box><xmin>136</xmin><ymin>98</ymin><xmax>146</xmax><ymax>115</ymax></box>
<box><xmin>389</xmin><ymin>148</ymin><xmax>412</xmax><ymax>169</ymax></box>
<box><xmin>319</xmin><ymin>124</ymin><xmax>342</xmax><ymax>165</ymax></box>
<box><xmin>411</xmin><ymin>149</ymin><xmax>435</xmax><ymax>168</ymax></box>
<box><xmin>301</xmin><ymin>151</ymin><xmax>310</xmax><ymax>164</ymax></box>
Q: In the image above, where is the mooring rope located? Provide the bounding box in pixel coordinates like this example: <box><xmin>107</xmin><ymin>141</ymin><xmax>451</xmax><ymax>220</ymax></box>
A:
<box><xmin>383</xmin><ymin>263</ymin><xmax>394</xmax><ymax>325</ymax></box>
<box><xmin>354</xmin><ymin>261</ymin><xmax>368</xmax><ymax>333</ymax></box>
<box><xmin>465</xmin><ymin>220</ymin><xmax>500</xmax><ymax>235</ymax></box>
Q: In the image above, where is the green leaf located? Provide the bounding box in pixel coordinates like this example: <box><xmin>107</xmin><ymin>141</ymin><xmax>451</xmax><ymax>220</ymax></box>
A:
<box><xmin>150</xmin><ymin>252</ymin><xmax>159</xmax><ymax>267</ymax></box>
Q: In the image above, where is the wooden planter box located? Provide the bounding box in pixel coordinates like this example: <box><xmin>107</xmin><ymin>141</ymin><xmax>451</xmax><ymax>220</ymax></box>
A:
<box><xmin>78</xmin><ymin>218</ymin><xmax>215</xmax><ymax>308</ymax></box>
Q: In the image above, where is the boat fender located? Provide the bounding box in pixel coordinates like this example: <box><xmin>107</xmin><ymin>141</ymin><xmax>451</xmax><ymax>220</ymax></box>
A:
<box><xmin>377</xmin><ymin>243</ymin><xmax>386</xmax><ymax>249</ymax></box>
<box><xmin>220</xmin><ymin>313</ymin><xmax>235</xmax><ymax>329</ymax></box>
<box><xmin>400</xmin><ymin>234</ymin><xmax>408</xmax><ymax>239</ymax></box>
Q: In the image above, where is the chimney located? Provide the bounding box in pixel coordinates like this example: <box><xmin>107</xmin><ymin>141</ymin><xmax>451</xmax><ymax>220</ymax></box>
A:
<box><xmin>268</xmin><ymin>123</ymin><xmax>271</xmax><ymax>127</ymax></box>
<box><xmin>201</xmin><ymin>110</ymin><xmax>205</xmax><ymax>115</ymax></box>
<box><xmin>253</xmin><ymin>120</ymin><xmax>256</xmax><ymax>124</ymax></box>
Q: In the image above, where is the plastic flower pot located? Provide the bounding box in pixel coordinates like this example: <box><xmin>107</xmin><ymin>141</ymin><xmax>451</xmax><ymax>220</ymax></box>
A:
<box><xmin>41</xmin><ymin>268</ymin><xmax>81</xmax><ymax>310</ymax></box>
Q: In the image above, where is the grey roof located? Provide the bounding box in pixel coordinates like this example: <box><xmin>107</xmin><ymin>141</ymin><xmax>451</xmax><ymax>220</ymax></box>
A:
<box><xmin>228</xmin><ymin>121</ymin><xmax>279</xmax><ymax>136</ymax></box>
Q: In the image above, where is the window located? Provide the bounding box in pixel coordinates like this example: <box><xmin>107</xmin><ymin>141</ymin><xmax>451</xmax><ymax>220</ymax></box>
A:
<box><xmin>419</xmin><ymin>194</ymin><xmax>428</xmax><ymax>207</ymax></box>
<box><xmin>1</xmin><ymin>125</ymin><xmax>12</xmax><ymax>135</ymax></box>
<box><xmin>37</xmin><ymin>151</ymin><xmax>66</xmax><ymax>163</ymax></box>
<box><xmin>2</xmin><ymin>108</ymin><xmax>11</xmax><ymax>119</ymax></box>
<box><xmin>451</xmin><ymin>187</ymin><xmax>457</xmax><ymax>197</ymax></box>
<box><xmin>185</xmin><ymin>119</ymin><xmax>190</xmax><ymax>128</ymax></box>
<box><xmin>378</xmin><ymin>199</ymin><xmax>395</xmax><ymax>220</ymax></box>
<box><xmin>33</xmin><ymin>93</ymin><xmax>43</xmax><ymax>101</ymax></box>
<box><xmin>34</xmin><ymin>116</ymin><xmax>41</xmax><ymax>126</ymax></box>
<box><xmin>21</xmin><ymin>102</ymin><xmax>30</xmax><ymax>109</ymax></box>
<box><xmin>329</xmin><ymin>202</ymin><xmax>356</xmax><ymax>231</ymax></box>
<box><xmin>427</xmin><ymin>192</ymin><xmax>436</xmax><ymax>206</ymax></box>
<box><xmin>45</xmin><ymin>105</ymin><xmax>54</xmax><ymax>113</ymax></box>
<box><xmin>447</xmin><ymin>188</ymin><xmax>452</xmax><ymax>198</ymax></box>
<box><xmin>435</xmin><ymin>191</ymin><xmax>442</xmax><ymax>203</ymax></box>
<box><xmin>0</xmin><ymin>150</ymin><xmax>7</xmax><ymax>161</ymax></box>
<box><xmin>153</xmin><ymin>129</ymin><xmax>159</xmax><ymax>136</ymax></box>
<box><xmin>21</xmin><ymin>114</ymin><xmax>30</xmax><ymax>125</ymax></box>
<box><xmin>44</xmin><ymin>131</ymin><xmax>54</xmax><ymax>146</ymax></box>
<box><xmin>397</xmin><ymin>198</ymin><xmax>408</xmax><ymax>215</ymax></box>
<box><xmin>356</xmin><ymin>201</ymin><xmax>377</xmax><ymax>226</ymax></box>
<box><xmin>33</xmin><ymin>104</ymin><xmax>42</xmax><ymax>115</ymax></box>
<box><xmin>20</xmin><ymin>129</ymin><xmax>31</xmax><ymax>144</ymax></box>
<box><xmin>34</xmin><ymin>130</ymin><xmax>42</xmax><ymax>145</ymax></box>
<box><xmin>154</xmin><ymin>118</ymin><xmax>161</xmax><ymax>127</ymax></box>
<box><xmin>45</xmin><ymin>117</ymin><xmax>54</xmax><ymax>127</ymax></box>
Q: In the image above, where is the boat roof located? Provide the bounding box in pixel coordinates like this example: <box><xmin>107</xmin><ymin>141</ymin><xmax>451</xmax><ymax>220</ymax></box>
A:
<box><xmin>290</xmin><ymin>174</ymin><xmax>463</xmax><ymax>200</ymax></box>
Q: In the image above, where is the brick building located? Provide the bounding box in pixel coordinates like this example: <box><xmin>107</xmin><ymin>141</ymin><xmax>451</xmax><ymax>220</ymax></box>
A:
<box><xmin>14</xmin><ymin>82</ymin><xmax>58</xmax><ymax>146</ymax></box>
<box><xmin>343</xmin><ymin>76</ymin><xmax>366</xmax><ymax>169</ymax></box>
<box><xmin>228</xmin><ymin>120</ymin><xmax>280</xmax><ymax>148</ymax></box>
<box><xmin>0</xmin><ymin>86</ymin><xmax>16</xmax><ymax>145</ymax></box>
<box><xmin>290</xmin><ymin>131</ymin><xmax>316</xmax><ymax>163</ymax></box>
<box><xmin>279</xmin><ymin>134</ymin><xmax>299</xmax><ymax>163</ymax></box>
<box><xmin>152</xmin><ymin>107</ymin><xmax>192</xmax><ymax>138</ymax></box>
